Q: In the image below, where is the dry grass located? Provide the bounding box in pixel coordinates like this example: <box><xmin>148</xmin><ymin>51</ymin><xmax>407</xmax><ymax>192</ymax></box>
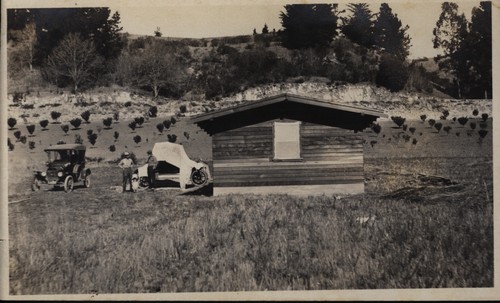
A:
<box><xmin>9</xmin><ymin>155</ymin><xmax>493</xmax><ymax>294</ymax></box>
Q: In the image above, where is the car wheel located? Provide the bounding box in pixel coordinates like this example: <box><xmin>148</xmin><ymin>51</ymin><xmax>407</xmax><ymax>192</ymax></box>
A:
<box><xmin>191</xmin><ymin>169</ymin><xmax>208</xmax><ymax>186</ymax></box>
<box><xmin>31</xmin><ymin>178</ymin><xmax>40</xmax><ymax>191</ymax></box>
<box><xmin>84</xmin><ymin>175</ymin><xmax>90</xmax><ymax>188</ymax></box>
<box><xmin>139</xmin><ymin>177</ymin><xmax>149</xmax><ymax>188</ymax></box>
<box><xmin>64</xmin><ymin>175</ymin><xmax>74</xmax><ymax>193</ymax></box>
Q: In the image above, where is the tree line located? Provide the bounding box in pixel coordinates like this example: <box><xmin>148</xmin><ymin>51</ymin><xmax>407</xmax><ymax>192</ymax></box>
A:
<box><xmin>7</xmin><ymin>3</ymin><xmax>491</xmax><ymax>100</ymax></box>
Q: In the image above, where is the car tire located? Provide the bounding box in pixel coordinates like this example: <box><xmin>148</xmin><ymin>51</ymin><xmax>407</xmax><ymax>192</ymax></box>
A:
<box><xmin>64</xmin><ymin>175</ymin><xmax>74</xmax><ymax>193</ymax></box>
<box><xmin>139</xmin><ymin>177</ymin><xmax>149</xmax><ymax>188</ymax></box>
<box><xmin>84</xmin><ymin>175</ymin><xmax>90</xmax><ymax>188</ymax></box>
<box><xmin>191</xmin><ymin>169</ymin><xmax>208</xmax><ymax>186</ymax></box>
<box><xmin>31</xmin><ymin>178</ymin><xmax>40</xmax><ymax>191</ymax></box>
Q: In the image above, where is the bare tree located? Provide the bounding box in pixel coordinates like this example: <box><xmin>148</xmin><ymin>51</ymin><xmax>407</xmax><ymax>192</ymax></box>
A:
<box><xmin>21</xmin><ymin>22</ymin><xmax>37</xmax><ymax>71</ymax></box>
<box><xmin>45</xmin><ymin>33</ymin><xmax>101</xmax><ymax>93</ymax></box>
<box><xmin>122</xmin><ymin>41</ymin><xmax>184</xmax><ymax>98</ymax></box>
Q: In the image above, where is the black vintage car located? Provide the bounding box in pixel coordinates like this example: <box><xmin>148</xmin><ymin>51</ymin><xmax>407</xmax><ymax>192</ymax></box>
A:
<box><xmin>32</xmin><ymin>144</ymin><xmax>91</xmax><ymax>192</ymax></box>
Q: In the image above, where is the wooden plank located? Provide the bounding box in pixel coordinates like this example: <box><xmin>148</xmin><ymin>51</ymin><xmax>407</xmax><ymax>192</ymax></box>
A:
<box><xmin>301</xmin><ymin>144</ymin><xmax>364</xmax><ymax>149</ymax></box>
<box><xmin>214</xmin><ymin>178</ymin><xmax>365</xmax><ymax>187</ymax></box>
<box><xmin>214</xmin><ymin>163</ymin><xmax>363</xmax><ymax>169</ymax></box>
<box><xmin>215</xmin><ymin>172</ymin><xmax>364</xmax><ymax>180</ymax></box>
<box><xmin>214</xmin><ymin>134</ymin><xmax>273</xmax><ymax>141</ymax></box>
<box><xmin>219</xmin><ymin>127</ymin><xmax>272</xmax><ymax>134</ymax></box>
<box><xmin>214</xmin><ymin>158</ymin><xmax>271</xmax><ymax>164</ymax></box>
<box><xmin>215</xmin><ymin>166</ymin><xmax>364</xmax><ymax>173</ymax></box>
<box><xmin>214</xmin><ymin>162</ymin><xmax>363</xmax><ymax>170</ymax></box>
<box><xmin>215</xmin><ymin>169</ymin><xmax>364</xmax><ymax>178</ymax></box>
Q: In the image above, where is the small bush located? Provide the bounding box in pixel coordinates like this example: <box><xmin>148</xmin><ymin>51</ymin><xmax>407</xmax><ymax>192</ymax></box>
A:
<box><xmin>412</xmin><ymin>138</ymin><xmax>418</xmax><ymax>145</ymax></box>
<box><xmin>440</xmin><ymin>110</ymin><xmax>449</xmax><ymax>120</ymax></box>
<box><xmin>39</xmin><ymin>120</ymin><xmax>49</xmax><ymax>130</ymax></box>
<box><xmin>148</xmin><ymin>106</ymin><xmax>158</xmax><ymax>117</ymax></box>
<box><xmin>88</xmin><ymin>133</ymin><xmax>98</xmax><ymax>146</ymax></box>
<box><xmin>8</xmin><ymin>118</ymin><xmax>17</xmax><ymax>129</ymax></box>
<box><xmin>70</xmin><ymin>118</ymin><xmax>82</xmax><ymax>130</ymax></box>
<box><xmin>81</xmin><ymin>110</ymin><xmax>91</xmax><ymax>123</ymax></box>
<box><xmin>50</xmin><ymin>111</ymin><xmax>62</xmax><ymax>123</ymax></box>
<box><xmin>167</xmin><ymin>134</ymin><xmax>177</xmax><ymax>143</ymax></box>
<box><xmin>74</xmin><ymin>134</ymin><xmax>84</xmax><ymax>144</ymax></box>
<box><xmin>8</xmin><ymin>138</ymin><xmax>14</xmax><ymax>151</ymax></box>
<box><xmin>370</xmin><ymin>123</ymin><xmax>381</xmax><ymax>134</ymax></box>
<box><xmin>370</xmin><ymin>140</ymin><xmax>377</xmax><ymax>148</ymax></box>
<box><xmin>26</xmin><ymin>124</ymin><xmax>35</xmax><ymax>136</ymax></box>
<box><xmin>156</xmin><ymin>123</ymin><xmax>165</xmax><ymax>133</ymax></box>
<box><xmin>61</xmin><ymin>124</ymin><xmax>69</xmax><ymax>135</ymax></box>
<box><xmin>184</xmin><ymin>132</ymin><xmax>190</xmax><ymax>139</ymax></box>
<box><xmin>472</xmin><ymin>109</ymin><xmax>479</xmax><ymax>116</ymax></box>
<box><xmin>109</xmin><ymin>145</ymin><xmax>116</xmax><ymax>152</ymax></box>
<box><xmin>481</xmin><ymin>113</ymin><xmax>489</xmax><ymax>121</ymax></box>
<box><xmin>456</xmin><ymin>132</ymin><xmax>460</xmax><ymax>136</ymax></box>
<box><xmin>14</xmin><ymin>131</ymin><xmax>21</xmax><ymax>140</ymax></box>
<box><xmin>452</xmin><ymin>117</ymin><xmax>456</xmax><ymax>123</ymax></box>
<box><xmin>124</xmin><ymin>101</ymin><xmax>132</xmax><ymax>107</ymax></box>
<box><xmin>13</xmin><ymin>91</ymin><xmax>24</xmax><ymax>103</ymax></box>
<box><xmin>402</xmin><ymin>124</ymin><xmax>408</xmax><ymax>131</ymax></box>
<box><xmin>163</xmin><ymin>120</ymin><xmax>171</xmax><ymax>129</ymax></box>
<box><xmin>128</xmin><ymin>121</ymin><xmax>137</xmax><ymax>132</ymax></box>
<box><xmin>103</xmin><ymin>117</ymin><xmax>113</xmax><ymax>129</ymax></box>
<box><xmin>113</xmin><ymin>112</ymin><xmax>120</xmax><ymax>123</ymax></box>
<box><xmin>87</xmin><ymin>129</ymin><xmax>94</xmax><ymax>136</ymax></box>
<box><xmin>133</xmin><ymin>135</ymin><xmax>142</xmax><ymax>145</ymax></box>
<box><xmin>434</xmin><ymin>122</ymin><xmax>443</xmax><ymax>132</ymax></box>
<box><xmin>457</xmin><ymin>117</ymin><xmax>468</xmax><ymax>126</ymax></box>
<box><xmin>470</xmin><ymin>122</ymin><xmax>476</xmax><ymax>130</ymax></box>
<box><xmin>134</xmin><ymin>117</ymin><xmax>145</xmax><ymax>127</ymax></box>
<box><xmin>114</xmin><ymin>131</ymin><xmax>119</xmax><ymax>141</ymax></box>
<box><xmin>28</xmin><ymin>141</ymin><xmax>36</xmax><ymax>150</ymax></box>
<box><xmin>428</xmin><ymin>119</ymin><xmax>436</xmax><ymax>127</ymax></box>
<box><xmin>420</xmin><ymin>114</ymin><xmax>427</xmax><ymax>122</ymax></box>
<box><xmin>179</xmin><ymin>105</ymin><xmax>187</xmax><ymax>114</ymax></box>
<box><xmin>409</xmin><ymin>127</ymin><xmax>416</xmax><ymax>135</ymax></box>
<box><xmin>443</xmin><ymin>126</ymin><xmax>451</xmax><ymax>134</ymax></box>
<box><xmin>479</xmin><ymin>123</ymin><xmax>487</xmax><ymax>129</ymax></box>
<box><xmin>20</xmin><ymin>136</ymin><xmax>27</xmax><ymax>144</ymax></box>
<box><xmin>170</xmin><ymin>116</ymin><xmax>177</xmax><ymax>125</ymax></box>
<box><xmin>391</xmin><ymin>116</ymin><xmax>405</xmax><ymax>128</ymax></box>
<box><xmin>478</xmin><ymin>130</ymin><xmax>488</xmax><ymax>138</ymax></box>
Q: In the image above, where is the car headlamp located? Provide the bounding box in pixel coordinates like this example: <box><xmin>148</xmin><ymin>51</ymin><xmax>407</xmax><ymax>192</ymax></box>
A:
<box><xmin>57</xmin><ymin>171</ymin><xmax>63</xmax><ymax>177</ymax></box>
<box><xmin>41</xmin><ymin>172</ymin><xmax>47</xmax><ymax>177</ymax></box>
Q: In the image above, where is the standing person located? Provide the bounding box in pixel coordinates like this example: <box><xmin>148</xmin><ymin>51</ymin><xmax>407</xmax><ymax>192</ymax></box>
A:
<box><xmin>146</xmin><ymin>150</ymin><xmax>158</xmax><ymax>190</ymax></box>
<box><xmin>119</xmin><ymin>151</ymin><xmax>134</xmax><ymax>193</ymax></box>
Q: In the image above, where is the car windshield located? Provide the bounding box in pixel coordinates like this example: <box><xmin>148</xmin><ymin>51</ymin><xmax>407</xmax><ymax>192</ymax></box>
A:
<box><xmin>46</xmin><ymin>150</ymin><xmax>73</xmax><ymax>162</ymax></box>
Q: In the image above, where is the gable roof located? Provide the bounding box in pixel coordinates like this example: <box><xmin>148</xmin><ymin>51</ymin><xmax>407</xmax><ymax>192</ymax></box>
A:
<box><xmin>192</xmin><ymin>93</ymin><xmax>386</xmax><ymax>135</ymax></box>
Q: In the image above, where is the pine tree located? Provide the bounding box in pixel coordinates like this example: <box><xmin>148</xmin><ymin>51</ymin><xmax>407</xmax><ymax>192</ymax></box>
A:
<box><xmin>432</xmin><ymin>2</ymin><xmax>470</xmax><ymax>98</ymax></box>
<box><xmin>280</xmin><ymin>4</ymin><xmax>339</xmax><ymax>49</ymax></box>
<box><xmin>342</xmin><ymin>3</ymin><xmax>375</xmax><ymax>48</ymax></box>
<box><xmin>262</xmin><ymin>24</ymin><xmax>269</xmax><ymax>34</ymax></box>
<box><xmin>468</xmin><ymin>2</ymin><xmax>492</xmax><ymax>98</ymax></box>
<box><xmin>373</xmin><ymin>3</ymin><xmax>411</xmax><ymax>60</ymax></box>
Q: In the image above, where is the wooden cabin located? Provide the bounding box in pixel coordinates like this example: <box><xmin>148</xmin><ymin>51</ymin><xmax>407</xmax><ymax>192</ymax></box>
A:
<box><xmin>192</xmin><ymin>93</ymin><xmax>386</xmax><ymax>196</ymax></box>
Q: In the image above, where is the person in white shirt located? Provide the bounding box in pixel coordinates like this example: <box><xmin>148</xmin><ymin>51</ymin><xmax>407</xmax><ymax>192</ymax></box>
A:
<box><xmin>118</xmin><ymin>151</ymin><xmax>134</xmax><ymax>193</ymax></box>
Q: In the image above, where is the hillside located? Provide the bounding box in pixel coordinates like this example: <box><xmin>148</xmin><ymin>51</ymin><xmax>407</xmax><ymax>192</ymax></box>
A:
<box><xmin>7</xmin><ymin>79</ymin><xmax>492</xmax><ymax>131</ymax></box>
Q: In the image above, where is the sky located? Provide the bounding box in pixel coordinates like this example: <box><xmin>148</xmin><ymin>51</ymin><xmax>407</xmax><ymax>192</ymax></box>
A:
<box><xmin>109</xmin><ymin>1</ymin><xmax>481</xmax><ymax>60</ymax></box>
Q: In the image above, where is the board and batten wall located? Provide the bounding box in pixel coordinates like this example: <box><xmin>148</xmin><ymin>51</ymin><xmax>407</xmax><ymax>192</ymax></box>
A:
<box><xmin>212</xmin><ymin>119</ymin><xmax>364</xmax><ymax>196</ymax></box>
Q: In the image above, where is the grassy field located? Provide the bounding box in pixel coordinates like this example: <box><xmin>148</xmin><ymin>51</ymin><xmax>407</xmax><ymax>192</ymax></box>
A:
<box><xmin>7</xmin><ymin>111</ymin><xmax>494</xmax><ymax>294</ymax></box>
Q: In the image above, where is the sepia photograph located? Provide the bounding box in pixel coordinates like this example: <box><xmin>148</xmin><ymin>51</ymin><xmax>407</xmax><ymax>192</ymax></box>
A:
<box><xmin>1</xmin><ymin>0</ymin><xmax>498</xmax><ymax>300</ymax></box>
